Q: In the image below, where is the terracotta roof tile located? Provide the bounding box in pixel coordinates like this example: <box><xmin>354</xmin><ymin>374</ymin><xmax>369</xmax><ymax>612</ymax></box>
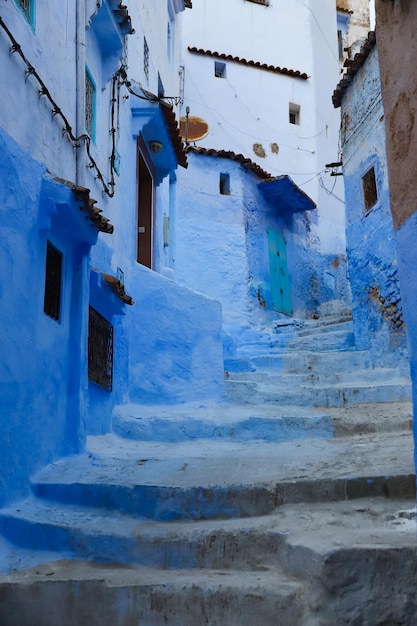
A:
<box><xmin>188</xmin><ymin>47</ymin><xmax>308</xmax><ymax>80</ymax></box>
<box><xmin>53</xmin><ymin>177</ymin><xmax>114</xmax><ymax>233</ymax></box>
<box><xmin>160</xmin><ymin>101</ymin><xmax>188</xmax><ymax>168</ymax></box>
<box><xmin>185</xmin><ymin>146</ymin><xmax>273</xmax><ymax>179</ymax></box>
<box><xmin>109</xmin><ymin>1</ymin><xmax>135</xmax><ymax>36</ymax></box>
<box><xmin>103</xmin><ymin>273</ymin><xmax>134</xmax><ymax>305</ymax></box>
<box><xmin>336</xmin><ymin>5</ymin><xmax>353</xmax><ymax>14</ymax></box>
<box><xmin>332</xmin><ymin>31</ymin><xmax>376</xmax><ymax>108</ymax></box>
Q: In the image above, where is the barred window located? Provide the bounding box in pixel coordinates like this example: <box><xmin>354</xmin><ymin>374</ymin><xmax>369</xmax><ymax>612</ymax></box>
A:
<box><xmin>15</xmin><ymin>0</ymin><xmax>34</xmax><ymax>23</ymax></box>
<box><xmin>85</xmin><ymin>68</ymin><xmax>96</xmax><ymax>141</ymax></box>
<box><xmin>88</xmin><ymin>307</ymin><xmax>113</xmax><ymax>392</ymax></box>
<box><xmin>144</xmin><ymin>37</ymin><xmax>149</xmax><ymax>80</ymax></box>
<box><xmin>44</xmin><ymin>241</ymin><xmax>62</xmax><ymax>322</ymax></box>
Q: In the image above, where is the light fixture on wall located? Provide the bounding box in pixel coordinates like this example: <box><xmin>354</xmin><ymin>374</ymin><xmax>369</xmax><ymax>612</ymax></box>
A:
<box><xmin>149</xmin><ymin>140</ymin><xmax>163</xmax><ymax>154</ymax></box>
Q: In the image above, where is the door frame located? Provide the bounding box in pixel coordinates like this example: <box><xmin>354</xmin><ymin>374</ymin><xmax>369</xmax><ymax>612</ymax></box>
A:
<box><xmin>136</xmin><ymin>135</ymin><xmax>156</xmax><ymax>268</ymax></box>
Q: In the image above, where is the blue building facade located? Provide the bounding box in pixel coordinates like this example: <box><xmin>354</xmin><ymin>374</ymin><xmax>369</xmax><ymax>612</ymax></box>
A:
<box><xmin>0</xmin><ymin>0</ymin><xmax>223</xmax><ymax>507</ymax></box>
<box><xmin>333</xmin><ymin>33</ymin><xmax>408</xmax><ymax>369</ymax></box>
<box><xmin>175</xmin><ymin>148</ymin><xmax>351</xmax><ymax>349</ymax></box>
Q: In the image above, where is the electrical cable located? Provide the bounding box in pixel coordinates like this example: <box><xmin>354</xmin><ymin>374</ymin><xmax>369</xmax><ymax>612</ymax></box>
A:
<box><xmin>0</xmin><ymin>15</ymin><xmax>180</xmax><ymax>198</ymax></box>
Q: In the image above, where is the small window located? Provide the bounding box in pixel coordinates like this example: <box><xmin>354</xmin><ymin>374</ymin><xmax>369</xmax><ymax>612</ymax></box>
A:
<box><xmin>85</xmin><ymin>67</ymin><xmax>96</xmax><ymax>142</ymax></box>
<box><xmin>14</xmin><ymin>0</ymin><xmax>34</xmax><ymax>24</ymax></box>
<box><xmin>144</xmin><ymin>37</ymin><xmax>149</xmax><ymax>80</ymax></box>
<box><xmin>289</xmin><ymin>103</ymin><xmax>300</xmax><ymax>125</ymax></box>
<box><xmin>88</xmin><ymin>306</ymin><xmax>114</xmax><ymax>392</ymax></box>
<box><xmin>338</xmin><ymin>30</ymin><xmax>344</xmax><ymax>61</ymax></box>
<box><xmin>362</xmin><ymin>166</ymin><xmax>378</xmax><ymax>211</ymax></box>
<box><xmin>215</xmin><ymin>61</ymin><xmax>226</xmax><ymax>79</ymax></box>
<box><xmin>220</xmin><ymin>173</ymin><xmax>230</xmax><ymax>195</ymax></box>
<box><xmin>44</xmin><ymin>241</ymin><xmax>63</xmax><ymax>321</ymax></box>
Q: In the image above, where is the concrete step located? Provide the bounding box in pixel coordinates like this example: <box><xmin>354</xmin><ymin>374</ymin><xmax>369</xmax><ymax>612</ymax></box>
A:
<box><xmin>112</xmin><ymin>401</ymin><xmax>413</xmax><ymax>442</ymax></box>
<box><xmin>225</xmin><ymin>377</ymin><xmax>412</xmax><ymax>407</ymax></box>
<box><xmin>225</xmin><ymin>349</ymin><xmax>371</xmax><ymax>374</ymax></box>
<box><xmin>293</xmin><ymin>318</ymin><xmax>353</xmax><ymax>337</ymax></box>
<box><xmin>0</xmin><ymin>429</ymin><xmax>414</xmax><ymax>556</ymax></box>
<box><xmin>1</xmin><ymin>496</ymin><xmax>416</xmax><ymax>625</ymax></box>
<box><xmin>227</xmin><ymin>366</ymin><xmax>410</xmax><ymax>386</ymax></box>
<box><xmin>0</xmin><ymin>563</ymin><xmax>308</xmax><ymax>626</ymax></box>
<box><xmin>236</xmin><ymin>328</ymin><xmax>355</xmax><ymax>357</ymax></box>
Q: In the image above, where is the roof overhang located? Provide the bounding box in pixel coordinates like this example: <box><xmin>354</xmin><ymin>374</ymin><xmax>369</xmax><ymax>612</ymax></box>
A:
<box><xmin>258</xmin><ymin>175</ymin><xmax>316</xmax><ymax>213</ymax></box>
<box><xmin>132</xmin><ymin>98</ymin><xmax>187</xmax><ymax>184</ymax></box>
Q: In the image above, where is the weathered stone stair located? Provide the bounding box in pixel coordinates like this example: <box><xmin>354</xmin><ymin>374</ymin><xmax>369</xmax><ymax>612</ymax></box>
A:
<box><xmin>1</xmin><ymin>401</ymin><xmax>416</xmax><ymax>625</ymax></box>
<box><xmin>0</xmin><ymin>316</ymin><xmax>416</xmax><ymax>625</ymax></box>
<box><xmin>224</xmin><ymin>317</ymin><xmax>412</xmax><ymax>407</ymax></box>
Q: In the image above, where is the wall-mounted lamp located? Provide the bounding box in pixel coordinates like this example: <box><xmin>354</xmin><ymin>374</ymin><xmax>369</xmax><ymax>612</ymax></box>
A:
<box><xmin>149</xmin><ymin>140</ymin><xmax>163</xmax><ymax>154</ymax></box>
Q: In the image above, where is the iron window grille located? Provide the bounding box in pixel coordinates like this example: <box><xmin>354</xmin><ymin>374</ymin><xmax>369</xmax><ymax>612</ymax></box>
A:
<box><xmin>144</xmin><ymin>37</ymin><xmax>149</xmax><ymax>80</ymax></box>
<box><xmin>362</xmin><ymin>166</ymin><xmax>378</xmax><ymax>211</ymax></box>
<box><xmin>44</xmin><ymin>241</ymin><xmax>63</xmax><ymax>321</ymax></box>
<box><xmin>88</xmin><ymin>306</ymin><xmax>114</xmax><ymax>392</ymax></box>
<box><xmin>15</xmin><ymin>0</ymin><xmax>33</xmax><ymax>22</ymax></box>
<box><xmin>85</xmin><ymin>68</ymin><xmax>96</xmax><ymax>141</ymax></box>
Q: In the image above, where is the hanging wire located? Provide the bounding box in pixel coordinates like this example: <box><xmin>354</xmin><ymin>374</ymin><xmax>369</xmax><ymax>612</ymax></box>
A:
<box><xmin>0</xmin><ymin>16</ymin><xmax>181</xmax><ymax>197</ymax></box>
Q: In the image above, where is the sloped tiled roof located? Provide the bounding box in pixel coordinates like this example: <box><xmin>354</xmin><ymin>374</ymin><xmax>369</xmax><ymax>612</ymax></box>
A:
<box><xmin>53</xmin><ymin>177</ymin><xmax>114</xmax><ymax>233</ymax></box>
<box><xmin>108</xmin><ymin>1</ymin><xmax>135</xmax><ymax>36</ymax></box>
<box><xmin>103</xmin><ymin>274</ymin><xmax>134</xmax><ymax>305</ymax></box>
<box><xmin>72</xmin><ymin>184</ymin><xmax>114</xmax><ymax>233</ymax></box>
<box><xmin>160</xmin><ymin>101</ymin><xmax>188</xmax><ymax>168</ymax></box>
<box><xmin>185</xmin><ymin>146</ymin><xmax>273</xmax><ymax>179</ymax></box>
<box><xmin>332</xmin><ymin>31</ymin><xmax>376</xmax><ymax>108</ymax></box>
<box><xmin>188</xmin><ymin>47</ymin><xmax>309</xmax><ymax>80</ymax></box>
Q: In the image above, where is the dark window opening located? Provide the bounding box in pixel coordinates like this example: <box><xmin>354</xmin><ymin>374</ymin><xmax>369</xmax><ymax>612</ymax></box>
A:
<box><xmin>88</xmin><ymin>306</ymin><xmax>113</xmax><ymax>392</ymax></box>
<box><xmin>44</xmin><ymin>241</ymin><xmax>62</xmax><ymax>321</ymax></box>
<box><xmin>85</xmin><ymin>68</ymin><xmax>96</xmax><ymax>141</ymax></box>
<box><xmin>215</xmin><ymin>61</ymin><xmax>226</xmax><ymax>78</ymax></box>
<box><xmin>338</xmin><ymin>30</ymin><xmax>344</xmax><ymax>61</ymax></box>
<box><xmin>362</xmin><ymin>166</ymin><xmax>378</xmax><ymax>211</ymax></box>
<box><xmin>289</xmin><ymin>103</ymin><xmax>300</xmax><ymax>125</ymax></box>
<box><xmin>220</xmin><ymin>173</ymin><xmax>230</xmax><ymax>195</ymax></box>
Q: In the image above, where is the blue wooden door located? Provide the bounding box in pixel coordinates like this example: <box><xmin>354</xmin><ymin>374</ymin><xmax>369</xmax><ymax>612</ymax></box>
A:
<box><xmin>267</xmin><ymin>228</ymin><xmax>292</xmax><ymax>315</ymax></box>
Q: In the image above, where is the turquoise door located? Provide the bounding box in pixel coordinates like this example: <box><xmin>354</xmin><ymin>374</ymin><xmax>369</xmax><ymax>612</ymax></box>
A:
<box><xmin>267</xmin><ymin>228</ymin><xmax>292</xmax><ymax>315</ymax></box>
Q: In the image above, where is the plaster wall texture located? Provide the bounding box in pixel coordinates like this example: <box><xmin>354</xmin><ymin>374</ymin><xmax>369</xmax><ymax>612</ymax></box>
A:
<box><xmin>0</xmin><ymin>1</ymin><xmax>78</xmax><ymax>183</ymax></box>
<box><xmin>0</xmin><ymin>0</ymin><xmax>225</xmax><ymax>505</ymax></box>
<box><xmin>181</xmin><ymin>0</ymin><xmax>346</xmax><ymax>256</ymax></box>
<box><xmin>0</xmin><ymin>129</ymin><xmax>92</xmax><ymax>506</ymax></box>
<box><xmin>376</xmin><ymin>0</ymin><xmax>417</xmax><ymax>462</ymax></box>
<box><xmin>175</xmin><ymin>153</ymin><xmax>350</xmax><ymax>330</ymax></box>
<box><xmin>340</xmin><ymin>45</ymin><xmax>408</xmax><ymax>367</ymax></box>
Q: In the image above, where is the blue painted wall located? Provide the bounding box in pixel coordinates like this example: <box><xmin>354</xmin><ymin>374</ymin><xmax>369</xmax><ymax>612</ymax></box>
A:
<box><xmin>0</xmin><ymin>1</ymin><xmax>224</xmax><ymax>507</ymax></box>
<box><xmin>0</xmin><ymin>130</ymin><xmax>91</xmax><ymax>505</ymax></box>
<box><xmin>340</xmin><ymin>45</ymin><xmax>408</xmax><ymax>368</ymax></box>
<box><xmin>175</xmin><ymin>152</ymin><xmax>351</xmax><ymax>345</ymax></box>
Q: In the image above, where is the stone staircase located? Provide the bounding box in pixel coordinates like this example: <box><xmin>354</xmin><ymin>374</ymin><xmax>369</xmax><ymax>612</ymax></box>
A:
<box><xmin>224</xmin><ymin>316</ymin><xmax>412</xmax><ymax>407</ymax></box>
<box><xmin>0</xmin><ymin>317</ymin><xmax>416</xmax><ymax>625</ymax></box>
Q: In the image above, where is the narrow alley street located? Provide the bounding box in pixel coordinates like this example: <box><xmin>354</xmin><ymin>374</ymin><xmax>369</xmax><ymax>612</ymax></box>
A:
<box><xmin>1</xmin><ymin>317</ymin><xmax>416</xmax><ymax>624</ymax></box>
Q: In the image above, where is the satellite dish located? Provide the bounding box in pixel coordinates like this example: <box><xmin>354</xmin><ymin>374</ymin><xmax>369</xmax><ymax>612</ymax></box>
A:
<box><xmin>179</xmin><ymin>116</ymin><xmax>209</xmax><ymax>142</ymax></box>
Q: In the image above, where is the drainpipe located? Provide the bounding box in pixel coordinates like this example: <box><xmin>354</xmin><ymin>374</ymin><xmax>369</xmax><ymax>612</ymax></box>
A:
<box><xmin>76</xmin><ymin>0</ymin><xmax>86</xmax><ymax>186</ymax></box>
